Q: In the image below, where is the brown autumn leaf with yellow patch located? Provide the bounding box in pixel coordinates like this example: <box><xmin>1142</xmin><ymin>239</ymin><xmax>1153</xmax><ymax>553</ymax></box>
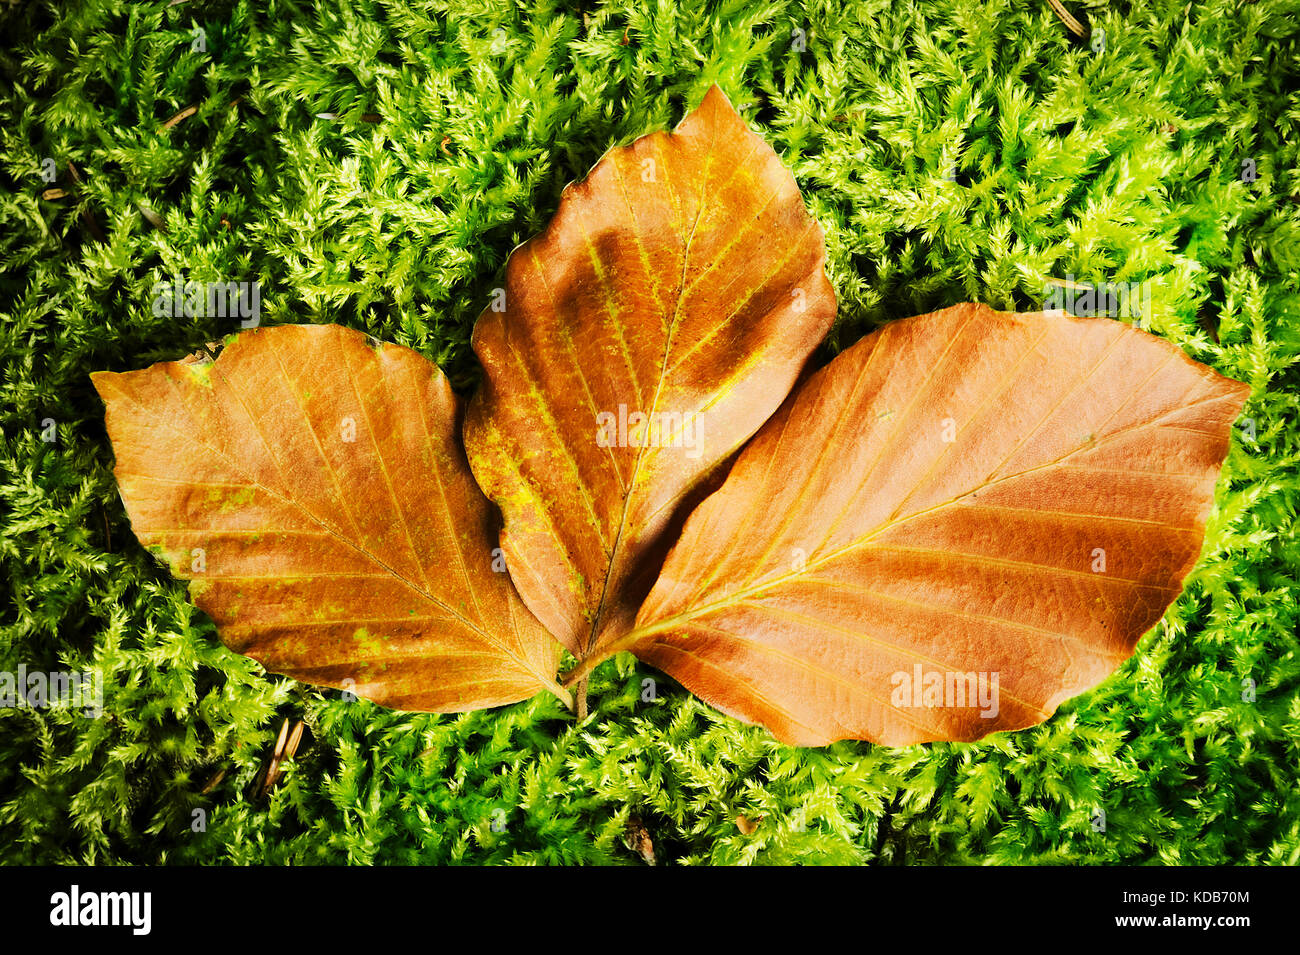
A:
<box><xmin>93</xmin><ymin>86</ymin><xmax>1249</xmax><ymax>747</ymax></box>
<box><xmin>92</xmin><ymin>324</ymin><xmax>569</xmax><ymax>712</ymax></box>
<box><xmin>581</xmin><ymin>303</ymin><xmax>1249</xmax><ymax>746</ymax></box>
<box><xmin>463</xmin><ymin>85</ymin><xmax>837</xmax><ymax>670</ymax></box>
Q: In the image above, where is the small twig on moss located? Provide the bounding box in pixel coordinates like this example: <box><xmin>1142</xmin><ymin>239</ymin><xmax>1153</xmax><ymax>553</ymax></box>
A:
<box><xmin>160</xmin><ymin>105</ymin><xmax>196</xmax><ymax>130</ymax></box>
<box><xmin>200</xmin><ymin>767</ymin><xmax>227</xmax><ymax>794</ymax></box>
<box><xmin>256</xmin><ymin>718</ymin><xmax>291</xmax><ymax>798</ymax></box>
<box><xmin>1046</xmin><ymin>0</ymin><xmax>1087</xmax><ymax>37</ymax></box>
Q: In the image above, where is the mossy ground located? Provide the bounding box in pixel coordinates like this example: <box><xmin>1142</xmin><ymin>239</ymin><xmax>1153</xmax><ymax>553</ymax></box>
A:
<box><xmin>1</xmin><ymin>0</ymin><xmax>1297</xmax><ymax>864</ymax></box>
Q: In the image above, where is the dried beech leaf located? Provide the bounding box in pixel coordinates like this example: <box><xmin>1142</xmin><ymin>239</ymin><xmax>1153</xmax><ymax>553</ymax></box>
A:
<box><xmin>464</xmin><ymin>85</ymin><xmax>837</xmax><ymax>663</ymax></box>
<box><xmin>623</xmin><ymin>304</ymin><xmax>1249</xmax><ymax>746</ymax></box>
<box><xmin>92</xmin><ymin>324</ymin><xmax>568</xmax><ymax>711</ymax></box>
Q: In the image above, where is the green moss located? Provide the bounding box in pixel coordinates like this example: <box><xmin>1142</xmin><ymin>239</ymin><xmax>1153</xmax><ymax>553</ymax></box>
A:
<box><xmin>0</xmin><ymin>0</ymin><xmax>1297</xmax><ymax>865</ymax></box>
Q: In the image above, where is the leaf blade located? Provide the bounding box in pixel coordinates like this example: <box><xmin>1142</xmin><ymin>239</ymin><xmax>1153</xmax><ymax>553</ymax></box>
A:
<box><xmin>629</xmin><ymin>304</ymin><xmax>1250</xmax><ymax>745</ymax></box>
<box><xmin>464</xmin><ymin>84</ymin><xmax>837</xmax><ymax>663</ymax></box>
<box><xmin>93</xmin><ymin>324</ymin><xmax>567</xmax><ymax>712</ymax></box>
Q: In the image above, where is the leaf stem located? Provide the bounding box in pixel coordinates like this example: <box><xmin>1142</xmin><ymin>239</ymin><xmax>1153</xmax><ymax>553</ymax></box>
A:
<box><xmin>561</xmin><ymin>645</ymin><xmax>624</xmax><ymax>688</ymax></box>
<box><xmin>575</xmin><ymin>677</ymin><xmax>588</xmax><ymax>720</ymax></box>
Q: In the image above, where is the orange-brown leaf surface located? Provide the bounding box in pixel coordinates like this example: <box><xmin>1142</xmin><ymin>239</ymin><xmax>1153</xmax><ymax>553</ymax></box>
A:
<box><xmin>92</xmin><ymin>324</ymin><xmax>568</xmax><ymax>711</ymax></box>
<box><xmin>463</xmin><ymin>85</ymin><xmax>837</xmax><ymax>664</ymax></box>
<box><xmin>621</xmin><ymin>304</ymin><xmax>1249</xmax><ymax>746</ymax></box>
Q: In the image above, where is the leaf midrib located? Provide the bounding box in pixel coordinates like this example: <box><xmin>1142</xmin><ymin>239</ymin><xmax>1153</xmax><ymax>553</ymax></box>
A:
<box><xmin>579</xmin><ymin>112</ymin><xmax>718</xmax><ymax>659</ymax></box>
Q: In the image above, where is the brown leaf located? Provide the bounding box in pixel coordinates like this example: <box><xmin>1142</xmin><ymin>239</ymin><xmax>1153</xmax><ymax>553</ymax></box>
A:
<box><xmin>618</xmin><ymin>304</ymin><xmax>1248</xmax><ymax>746</ymax></box>
<box><xmin>92</xmin><ymin>324</ymin><xmax>569</xmax><ymax>712</ymax></box>
<box><xmin>463</xmin><ymin>84</ymin><xmax>836</xmax><ymax>669</ymax></box>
